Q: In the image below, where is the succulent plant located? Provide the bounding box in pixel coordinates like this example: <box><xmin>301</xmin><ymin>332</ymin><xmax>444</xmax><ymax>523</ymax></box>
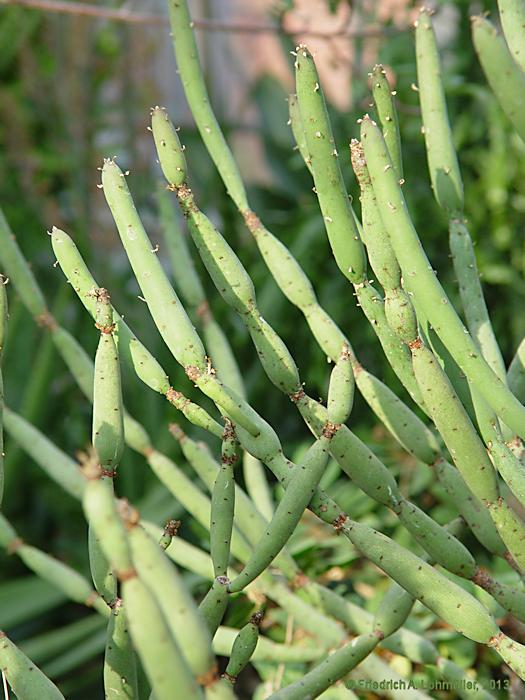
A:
<box><xmin>1</xmin><ymin>1</ymin><xmax>525</xmax><ymax>698</ymax></box>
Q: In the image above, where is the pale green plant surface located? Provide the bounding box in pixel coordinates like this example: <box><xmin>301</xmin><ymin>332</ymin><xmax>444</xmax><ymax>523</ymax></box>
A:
<box><xmin>0</xmin><ymin>2</ymin><xmax>524</xmax><ymax>699</ymax></box>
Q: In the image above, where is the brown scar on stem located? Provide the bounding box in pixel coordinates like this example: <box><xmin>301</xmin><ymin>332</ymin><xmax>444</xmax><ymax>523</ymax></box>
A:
<box><xmin>95</xmin><ymin>322</ymin><xmax>116</xmax><ymax>335</ymax></box>
<box><xmin>242</xmin><ymin>209</ymin><xmax>262</xmax><ymax>232</ymax></box>
<box><xmin>118</xmin><ymin>568</ymin><xmax>138</xmax><ymax>582</ymax></box>
<box><xmin>332</xmin><ymin>514</ymin><xmax>348</xmax><ymax>533</ymax></box>
<box><xmin>196</xmin><ymin>300</ymin><xmax>211</xmax><ymax>321</ymax></box>
<box><xmin>408</xmin><ymin>337</ymin><xmax>423</xmax><ymax>351</ymax></box>
<box><xmin>6</xmin><ymin>538</ymin><xmax>24</xmax><ymax>554</ymax></box>
<box><xmin>322</xmin><ymin>421</ymin><xmax>340</xmax><ymax>439</ymax></box>
<box><xmin>289</xmin><ymin>387</ymin><xmax>306</xmax><ymax>403</ymax></box>
<box><xmin>185</xmin><ymin>365</ymin><xmax>201</xmax><ymax>383</ymax></box>
<box><xmin>117</xmin><ymin>499</ymin><xmax>140</xmax><ymax>529</ymax></box>
<box><xmin>35</xmin><ymin>310</ymin><xmax>58</xmax><ymax>331</ymax></box>
<box><xmin>488</xmin><ymin>631</ymin><xmax>505</xmax><ymax>648</ymax></box>
<box><xmin>85</xmin><ymin>591</ymin><xmax>103</xmax><ymax>608</ymax></box>
<box><xmin>168</xmin><ymin>422</ymin><xmax>186</xmax><ymax>442</ymax></box>
<box><xmin>197</xmin><ymin>664</ymin><xmax>220</xmax><ymax>687</ymax></box>
<box><xmin>472</xmin><ymin>567</ymin><xmax>493</xmax><ymax>590</ymax></box>
<box><xmin>222</xmin><ymin>419</ymin><xmax>236</xmax><ymax>442</ymax></box>
<box><xmin>173</xmin><ymin>183</ymin><xmax>198</xmax><ymax>213</ymax></box>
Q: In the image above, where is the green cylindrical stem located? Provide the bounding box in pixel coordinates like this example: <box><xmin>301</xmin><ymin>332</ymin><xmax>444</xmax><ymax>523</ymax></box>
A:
<box><xmin>371</xmin><ymin>65</ymin><xmax>403</xmax><ymax>179</ymax></box>
<box><xmin>297</xmin><ymin>394</ymin><xmax>401</xmax><ymax>507</ymax></box>
<box><xmin>354</xmin><ymin>282</ymin><xmax>423</xmax><ymax>407</ymax></box>
<box><xmin>223</xmin><ymin>613</ymin><xmax>262</xmax><ymax>681</ymax></box>
<box><xmin>508</xmin><ymin>336</ymin><xmax>525</xmax><ymax>403</ymax></box>
<box><xmin>202</xmin><ymin>317</ymin><xmax>245</xmax><ymax>400</ymax></box>
<box><xmin>151</xmin><ymin>107</ymin><xmax>187</xmax><ymax>186</ymax></box>
<box><xmin>304</xmin><ymin>583</ymin><xmax>437</xmax><ymax>665</ymax></box>
<box><xmin>157</xmin><ymin>184</ymin><xmax>205</xmax><ymax>309</ymax></box>
<box><xmin>268</xmin><ymin>633</ymin><xmax>379</xmax><ymax>700</ymax></box>
<box><xmin>142</xmin><ymin>520</ymin><xmax>218</xmax><ymax>581</ymax></box>
<box><xmin>157</xmin><ymin>184</ymin><xmax>246</xmax><ymax>399</ymax></box>
<box><xmin>82</xmin><ymin>473</ymin><xmax>133</xmax><ymax>579</ymax></box>
<box><xmin>211</xmin><ymin>423</ymin><xmax>238</xmax><ymax>578</ymax></box>
<box><xmin>288</xmin><ymin>93</ymin><xmax>312</xmax><ymax>175</ymax></box>
<box><xmin>327</xmin><ymin>343</ymin><xmax>354</xmax><ymax>424</ymax></box>
<box><xmin>487</xmin><ymin>499</ymin><xmax>525</xmax><ymax>573</ymax></box>
<box><xmin>89</xmin><ymin>525</ymin><xmax>117</xmax><ymax>604</ymax></box>
<box><xmin>0</xmin><ymin>207</ymin><xmax>47</xmax><ymax>317</ymax></box>
<box><xmin>199</xmin><ymin>577</ymin><xmax>230</xmax><ymax>637</ymax></box>
<box><xmin>176</xmin><ymin>206</ymin><xmax>255</xmax><ymax>317</ymax></box>
<box><xmin>170</xmin><ymin>428</ymin><xmax>295</xmax><ymax>577</ymax></box>
<box><xmin>250</xmin><ymin>221</ymin><xmax>318</xmax><ymax>314</ymax></box>
<box><xmin>127</xmin><ymin>523</ymin><xmax>215</xmax><ymax>678</ymax></box>
<box><xmin>166</xmin><ymin>0</ymin><xmax>248</xmax><ymax>210</ymax></box>
<box><xmin>449</xmin><ymin>218</ymin><xmax>506</xmax><ymax>382</ymax></box>
<box><xmin>16</xmin><ymin>543</ymin><xmax>108</xmax><ymax>618</ymax></box>
<box><xmin>488</xmin><ymin>436</ymin><xmax>525</xmax><ymax>508</ymax></box>
<box><xmin>0</xmin><ymin>276</ymin><xmax>6</xmax><ymax>505</ymax></box>
<box><xmin>350</xmin><ymin>139</ymin><xmax>400</xmax><ymax>293</ymax></box>
<box><xmin>353</xmin><ymin>365</ymin><xmax>439</xmax><ymax>463</ymax></box>
<box><xmin>360</xmin><ymin>116</ymin><xmax>525</xmax><ymax>439</ymax></box>
<box><xmin>93</xmin><ymin>288</ymin><xmax>124</xmax><ymax>472</ymax></box>
<box><xmin>343</xmin><ymin>518</ymin><xmax>499</xmax><ymax>644</ymax></box>
<box><xmin>104</xmin><ymin>603</ymin><xmax>138</xmax><ymax>699</ymax></box>
<box><xmin>435</xmin><ymin>459</ymin><xmax>506</xmax><ymax>556</ymax></box>
<box><xmin>166</xmin><ymin>389</ymin><xmax>223</xmax><ymax>438</ymax></box>
<box><xmin>243</xmin><ymin>310</ymin><xmax>301</xmax><ymax>395</ymax></box>
<box><xmin>50</xmin><ymin>326</ymin><xmax>94</xmax><ymax>401</ymax></box>
<box><xmin>160</xmin><ymin>165</ymin><xmax>301</xmax><ymax>395</ymax></box>
<box><xmin>410</xmin><ymin>341</ymin><xmax>499</xmax><ymax>502</ymax></box>
<box><xmin>213</xmin><ymin>626</ymin><xmax>323</xmax><ymax>664</ymax></box>
<box><xmin>498</xmin><ymin>0</ymin><xmax>525</xmax><ymax>73</ymax></box>
<box><xmin>384</xmin><ymin>288</ymin><xmax>418</xmax><ymax>344</ymax></box>
<box><xmin>489</xmin><ymin>632</ymin><xmax>525</xmax><ymax>680</ymax></box>
<box><xmin>122</xmin><ymin>575</ymin><xmax>204</xmax><ymax>700</ymax></box>
<box><xmin>437</xmin><ymin>657</ymin><xmax>497</xmax><ymax>700</ymax></box>
<box><xmin>397</xmin><ymin>499</ymin><xmax>477</xmax><ymax>578</ymax></box>
<box><xmin>473</xmin><ymin>568</ymin><xmax>525</xmax><ymax>623</ymax></box>
<box><xmin>101</xmin><ymin>160</ymin><xmax>206</xmax><ymax>371</ymax></box>
<box><xmin>373</xmin><ymin>582</ymin><xmax>415</xmax><ymax>639</ymax></box>
<box><xmin>51</xmin><ymin>227</ymin><xmax>170</xmax><ymax>394</ymax></box>
<box><xmin>0</xmin><ymin>513</ymin><xmax>107</xmax><ymax>619</ymax></box>
<box><xmin>242</xmin><ymin>452</ymin><xmax>274</xmax><ymax>523</ymax></box>
<box><xmin>228</xmin><ymin>436</ymin><xmax>331</xmax><ymax>593</ymax></box>
<box><xmin>146</xmin><ymin>447</ymin><xmax>252</xmax><ymax>565</ymax></box>
<box><xmin>472</xmin><ymin>16</ymin><xmax>525</xmax><ymax>143</ymax></box>
<box><xmin>415</xmin><ymin>8</ymin><xmax>463</xmax><ymax>213</ymax></box>
<box><xmin>0</xmin><ymin>633</ymin><xmax>65</xmax><ymax>700</ymax></box>
<box><xmin>3</xmin><ymin>407</ymin><xmax>85</xmax><ymax>500</ymax></box>
<box><xmin>294</xmin><ymin>46</ymin><xmax>366</xmax><ymax>284</ymax></box>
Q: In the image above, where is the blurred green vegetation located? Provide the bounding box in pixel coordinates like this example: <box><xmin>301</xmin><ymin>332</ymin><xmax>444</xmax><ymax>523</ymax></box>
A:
<box><xmin>0</xmin><ymin>0</ymin><xmax>524</xmax><ymax>697</ymax></box>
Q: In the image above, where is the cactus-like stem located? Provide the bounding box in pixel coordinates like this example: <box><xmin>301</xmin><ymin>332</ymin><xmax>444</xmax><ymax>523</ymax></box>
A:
<box><xmin>360</xmin><ymin>116</ymin><xmax>525</xmax><ymax>439</ymax></box>
<box><xmin>472</xmin><ymin>15</ymin><xmax>525</xmax><ymax>143</ymax></box>
<box><xmin>103</xmin><ymin>601</ymin><xmax>139</xmax><ymax>699</ymax></box>
<box><xmin>497</xmin><ymin>0</ymin><xmax>525</xmax><ymax>73</ymax></box>
<box><xmin>370</xmin><ymin>64</ymin><xmax>403</xmax><ymax>179</ymax></box>
<box><xmin>0</xmin><ymin>633</ymin><xmax>65</xmax><ymax>700</ymax></box>
<box><xmin>0</xmin><ymin>275</ymin><xmax>6</xmax><ymax>506</ymax></box>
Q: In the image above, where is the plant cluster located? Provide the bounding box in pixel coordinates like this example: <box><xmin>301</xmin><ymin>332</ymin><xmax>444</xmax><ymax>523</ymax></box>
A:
<box><xmin>1</xmin><ymin>1</ymin><xmax>525</xmax><ymax>698</ymax></box>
